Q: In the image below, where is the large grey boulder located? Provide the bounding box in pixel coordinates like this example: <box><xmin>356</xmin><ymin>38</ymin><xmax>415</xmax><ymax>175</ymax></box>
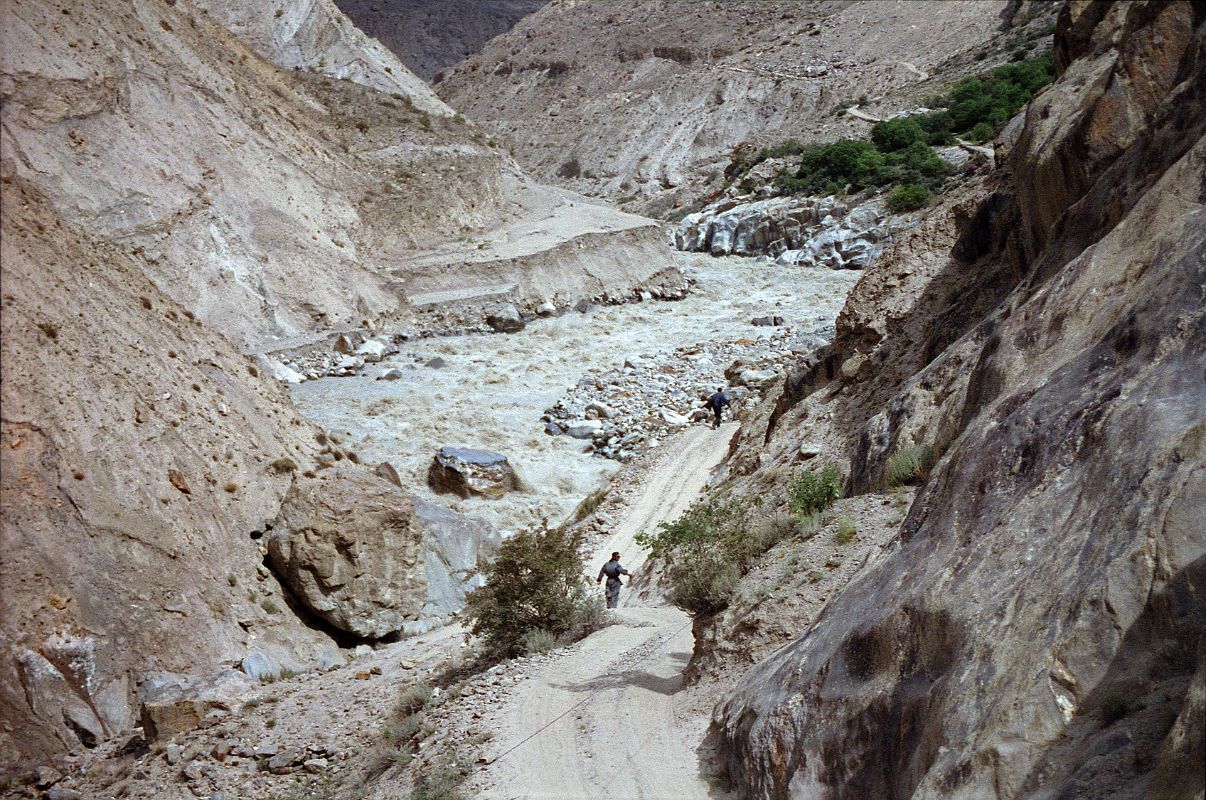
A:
<box><xmin>139</xmin><ymin>670</ymin><xmax>254</xmax><ymax>742</ymax></box>
<box><xmin>427</xmin><ymin>447</ymin><xmax>519</xmax><ymax>499</ymax></box>
<box><xmin>267</xmin><ymin>468</ymin><xmax>425</xmax><ymax>639</ymax></box>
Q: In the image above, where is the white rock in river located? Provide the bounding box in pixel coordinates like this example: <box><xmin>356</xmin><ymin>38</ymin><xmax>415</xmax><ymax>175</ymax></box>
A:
<box><xmin>660</xmin><ymin>408</ymin><xmax>690</xmax><ymax>426</ymax></box>
<box><xmin>260</xmin><ymin>357</ymin><xmax>305</xmax><ymax>384</ymax></box>
<box><xmin>355</xmin><ymin>339</ymin><xmax>388</xmax><ymax>363</ymax></box>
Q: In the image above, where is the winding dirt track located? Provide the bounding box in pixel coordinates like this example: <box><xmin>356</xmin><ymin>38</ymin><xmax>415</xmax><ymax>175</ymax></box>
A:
<box><xmin>474</xmin><ymin>423</ymin><xmax>739</xmax><ymax>800</ymax></box>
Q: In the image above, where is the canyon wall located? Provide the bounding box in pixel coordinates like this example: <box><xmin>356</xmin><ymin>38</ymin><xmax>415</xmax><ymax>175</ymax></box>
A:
<box><xmin>711</xmin><ymin>3</ymin><xmax>1205</xmax><ymax>797</ymax></box>
<box><xmin>0</xmin><ymin>0</ymin><xmax>651</xmax><ymax>771</ymax></box>
<box><xmin>336</xmin><ymin>0</ymin><xmax>546</xmax><ymax>81</ymax></box>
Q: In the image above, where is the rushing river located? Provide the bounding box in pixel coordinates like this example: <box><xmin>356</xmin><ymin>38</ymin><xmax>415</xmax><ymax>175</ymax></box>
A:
<box><xmin>289</xmin><ymin>252</ymin><xmax>857</xmax><ymax>533</ymax></box>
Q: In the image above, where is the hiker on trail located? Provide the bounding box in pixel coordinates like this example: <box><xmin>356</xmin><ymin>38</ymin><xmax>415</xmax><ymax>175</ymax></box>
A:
<box><xmin>597</xmin><ymin>551</ymin><xmax>631</xmax><ymax>609</ymax></box>
<box><xmin>707</xmin><ymin>387</ymin><xmax>731</xmax><ymax>429</ymax></box>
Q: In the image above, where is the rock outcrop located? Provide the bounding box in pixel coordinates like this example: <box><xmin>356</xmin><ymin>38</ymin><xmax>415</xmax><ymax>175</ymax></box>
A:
<box><xmin>412</xmin><ymin>499</ymin><xmax>500</xmax><ymax>623</ymax></box>
<box><xmin>336</xmin><ymin>0</ymin><xmax>546</xmax><ymax>81</ymax></box>
<box><xmin>710</xmin><ymin>3</ymin><xmax>1205</xmax><ymax>798</ymax></box>
<box><xmin>427</xmin><ymin>447</ymin><xmax>520</xmax><ymax>500</ymax></box>
<box><xmin>675</xmin><ymin>195</ymin><xmax>907</xmax><ymax>267</ymax></box>
<box><xmin>267</xmin><ymin>468</ymin><xmax>426</xmax><ymax>639</ymax></box>
<box><xmin>0</xmin><ymin>174</ymin><xmax>335</xmax><ymax>768</ymax></box>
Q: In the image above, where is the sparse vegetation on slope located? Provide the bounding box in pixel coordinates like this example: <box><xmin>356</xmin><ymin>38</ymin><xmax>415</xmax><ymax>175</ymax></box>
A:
<box><xmin>640</xmin><ymin>465</ymin><xmax>843</xmax><ymax>615</ymax></box>
<box><xmin>463</xmin><ymin>522</ymin><xmax>602</xmax><ymax>658</ymax></box>
<box><xmin>738</xmin><ymin>53</ymin><xmax>1056</xmax><ymax>211</ymax></box>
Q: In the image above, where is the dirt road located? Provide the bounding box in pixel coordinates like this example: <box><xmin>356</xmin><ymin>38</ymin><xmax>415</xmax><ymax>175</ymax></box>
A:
<box><xmin>473</xmin><ymin>422</ymin><xmax>739</xmax><ymax>800</ymax></box>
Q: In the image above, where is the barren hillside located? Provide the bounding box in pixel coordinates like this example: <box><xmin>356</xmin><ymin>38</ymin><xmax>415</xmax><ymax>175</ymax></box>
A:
<box><xmin>0</xmin><ymin>0</ymin><xmax>669</xmax><ymax>773</ymax></box>
<box><xmin>437</xmin><ymin>0</ymin><xmax>1056</xmax><ymax>210</ymax></box>
<box><xmin>0</xmin><ymin>0</ymin><xmax>675</xmax><ymax>351</ymax></box>
<box><xmin>336</xmin><ymin>0</ymin><xmax>546</xmax><ymax>81</ymax></box>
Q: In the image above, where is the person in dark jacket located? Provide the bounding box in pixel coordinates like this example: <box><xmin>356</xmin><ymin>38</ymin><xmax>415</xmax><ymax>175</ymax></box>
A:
<box><xmin>597</xmin><ymin>552</ymin><xmax>631</xmax><ymax>609</ymax></box>
<box><xmin>707</xmin><ymin>387</ymin><xmax>731</xmax><ymax>429</ymax></box>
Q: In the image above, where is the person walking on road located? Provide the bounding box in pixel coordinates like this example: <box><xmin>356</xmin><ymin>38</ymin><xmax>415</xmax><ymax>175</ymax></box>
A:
<box><xmin>707</xmin><ymin>387</ymin><xmax>731</xmax><ymax>429</ymax></box>
<box><xmin>597</xmin><ymin>551</ymin><xmax>631</xmax><ymax>609</ymax></box>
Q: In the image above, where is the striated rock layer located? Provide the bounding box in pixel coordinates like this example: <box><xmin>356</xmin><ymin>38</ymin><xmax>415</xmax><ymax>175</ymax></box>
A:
<box><xmin>712</xmin><ymin>3</ymin><xmax>1205</xmax><ymax>798</ymax></box>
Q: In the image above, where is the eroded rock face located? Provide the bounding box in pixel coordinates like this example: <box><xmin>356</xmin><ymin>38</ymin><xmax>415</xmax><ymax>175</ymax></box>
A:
<box><xmin>412</xmin><ymin>499</ymin><xmax>501</xmax><ymax>623</ymax></box>
<box><xmin>712</xmin><ymin>4</ymin><xmax>1205</xmax><ymax>798</ymax></box>
<box><xmin>427</xmin><ymin>447</ymin><xmax>520</xmax><ymax>499</ymax></box>
<box><xmin>267</xmin><ymin>468</ymin><xmax>425</xmax><ymax>640</ymax></box>
<box><xmin>675</xmin><ymin>195</ymin><xmax>905</xmax><ymax>268</ymax></box>
<box><xmin>0</xmin><ymin>176</ymin><xmax>341</xmax><ymax>768</ymax></box>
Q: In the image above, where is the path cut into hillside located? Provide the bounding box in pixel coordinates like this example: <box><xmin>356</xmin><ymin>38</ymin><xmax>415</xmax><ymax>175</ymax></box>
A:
<box><xmin>473</xmin><ymin>422</ymin><xmax>740</xmax><ymax>799</ymax></box>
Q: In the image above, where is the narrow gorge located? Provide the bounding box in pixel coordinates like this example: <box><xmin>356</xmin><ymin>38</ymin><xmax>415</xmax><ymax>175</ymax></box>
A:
<box><xmin>1</xmin><ymin>2</ymin><xmax>1202</xmax><ymax>800</ymax></box>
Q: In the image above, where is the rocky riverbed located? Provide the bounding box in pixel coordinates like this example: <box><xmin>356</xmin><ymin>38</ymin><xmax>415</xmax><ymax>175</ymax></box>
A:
<box><xmin>286</xmin><ymin>251</ymin><xmax>858</xmax><ymax>533</ymax></box>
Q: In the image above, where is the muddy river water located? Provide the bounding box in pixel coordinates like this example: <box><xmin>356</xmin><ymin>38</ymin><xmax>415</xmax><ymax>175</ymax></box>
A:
<box><xmin>288</xmin><ymin>252</ymin><xmax>857</xmax><ymax>533</ymax></box>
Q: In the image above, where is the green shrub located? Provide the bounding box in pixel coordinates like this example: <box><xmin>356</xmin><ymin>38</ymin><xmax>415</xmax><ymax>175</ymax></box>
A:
<box><xmin>833</xmin><ymin>517</ymin><xmax>857</xmax><ymax>545</ymax></box>
<box><xmin>463</xmin><ymin>523</ymin><xmax>600</xmax><ymax>659</ymax></box>
<box><xmin>871</xmin><ymin>118</ymin><xmax>926</xmax><ymax>152</ymax></box>
<box><xmin>884</xmin><ymin>141</ymin><xmax>951</xmax><ymax>184</ymax></box>
<box><xmin>885</xmin><ymin>445</ymin><xmax>935</xmax><ymax>488</ymax></box>
<box><xmin>788</xmin><ymin>464</ymin><xmax>844</xmax><ymax>517</ymax></box>
<box><xmin>969</xmin><ymin>121</ymin><xmax>996</xmax><ymax>143</ymax></box>
<box><xmin>919</xmin><ymin>111</ymin><xmax>956</xmax><ymax>145</ymax></box>
<box><xmin>942</xmin><ymin>53</ymin><xmax>1054</xmax><ymax>136</ymax></box>
<box><xmin>636</xmin><ymin>496</ymin><xmax>755</xmax><ymax>615</ymax></box>
<box><xmin>886</xmin><ymin>183</ymin><xmax>933</xmax><ymax>213</ymax></box>
<box><xmin>520</xmin><ymin>628</ymin><xmax>564</xmax><ymax>655</ymax></box>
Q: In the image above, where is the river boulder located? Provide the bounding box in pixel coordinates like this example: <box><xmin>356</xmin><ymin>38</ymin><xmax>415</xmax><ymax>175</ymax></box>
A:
<box><xmin>426</xmin><ymin>446</ymin><xmax>520</xmax><ymax>499</ymax></box>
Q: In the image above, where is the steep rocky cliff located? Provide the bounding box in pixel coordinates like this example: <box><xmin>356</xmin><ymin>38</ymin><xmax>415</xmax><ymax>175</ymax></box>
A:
<box><xmin>0</xmin><ymin>173</ymin><xmax>340</xmax><ymax>768</ymax></box>
<box><xmin>336</xmin><ymin>0</ymin><xmax>546</xmax><ymax>81</ymax></box>
<box><xmin>709</xmin><ymin>3</ymin><xmax>1204</xmax><ymax>797</ymax></box>
<box><xmin>436</xmin><ymin>0</ymin><xmax>1054</xmax><ymax>207</ymax></box>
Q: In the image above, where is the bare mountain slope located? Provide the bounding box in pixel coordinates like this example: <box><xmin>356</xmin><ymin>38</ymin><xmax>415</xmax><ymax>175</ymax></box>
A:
<box><xmin>0</xmin><ymin>173</ymin><xmax>346</xmax><ymax>768</ymax></box>
<box><xmin>336</xmin><ymin>0</ymin><xmax>547</xmax><ymax>81</ymax></box>
<box><xmin>708</xmin><ymin>3</ymin><xmax>1205</xmax><ymax>797</ymax></box>
<box><xmin>0</xmin><ymin>0</ymin><xmax>675</xmax><ymax>351</ymax></box>
<box><xmin>437</xmin><ymin>0</ymin><xmax>1054</xmax><ymax>206</ymax></box>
